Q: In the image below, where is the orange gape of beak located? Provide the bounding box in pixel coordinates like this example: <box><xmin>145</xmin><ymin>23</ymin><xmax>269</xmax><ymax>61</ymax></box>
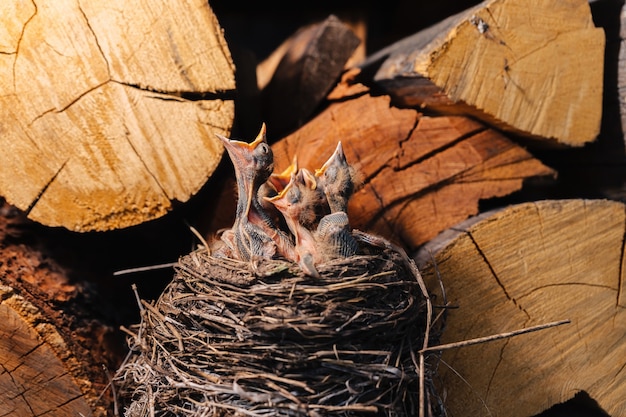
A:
<box><xmin>264</xmin><ymin>177</ymin><xmax>293</xmax><ymax>211</ymax></box>
<box><xmin>268</xmin><ymin>155</ymin><xmax>298</xmax><ymax>193</ymax></box>
<box><xmin>315</xmin><ymin>141</ymin><xmax>344</xmax><ymax>178</ymax></box>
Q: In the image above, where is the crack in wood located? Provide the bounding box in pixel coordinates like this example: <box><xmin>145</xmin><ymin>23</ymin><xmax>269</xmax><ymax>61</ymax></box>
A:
<box><xmin>518</xmin><ymin>282</ymin><xmax>618</xmax><ymax>303</ymax></box>
<box><xmin>27</xmin><ymin>78</ymin><xmax>235</xmax><ymax>129</ymax></box>
<box><xmin>362</xmin><ymin>127</ymin><xmax>510</xmax><ymax>231</ymax></box>
<box><xmin>398</xmin><ymin>124</ymin><xmax>488</xmax><ymax>172</ymax></box>
<box><xmin>77</xmin><ymin>2</ymin><xmax>112</xmax><ymax>76</ymax></box>
<box><xmin>3</xmin><ymin>364</ymin><xmax>36</xmax><ymax>416</ymax></box>
<box><xmin>362</xmin><ymin>170</ymin><xmax>464</xmax><ymax>232</ymax></box>
<box><xmin>28</xmin><ymin>80</ymin><xmax>110</xmax><ymax>126</ymax></box>
<box><xmin>25</xmin><ymin>159</ymin><xmax>68</xmax><ymax>216</ymax></box>
<box><xmin>48</xmin><ymin>392</ymin><xmax>87</xmax><ymax>415</ymax></box>
<box><xmin>117</xmin><ymin>80</ymin><xmax>237</xmax><ymax>101</ymax></box>
<box><xmin>618</xmin><ymin>204</ymin><xmax>626</xmax><ymax>308</ymax></box>
<box><xmin>17</xmin><ymin>341</ymin><xmax>46</xmax><ymax>366</ymax></box>
<box><xmin>122</xmin><ymin>122</ymin><xmax>169</xmax><ymax>200</ymax></box>
<box><xmin>466</xmin><ymin>230</ymin><xmax>530</xmax><ymax>320</ymax></box>
<box><xmin>11</xmin><ymin>0</ymin><xmax>38</xmax><ymax>92</ymax></box>
<box><xmin>485</xmin><ymin>336</ymin><xmax>512</xmax><ymax>403</ymax></box>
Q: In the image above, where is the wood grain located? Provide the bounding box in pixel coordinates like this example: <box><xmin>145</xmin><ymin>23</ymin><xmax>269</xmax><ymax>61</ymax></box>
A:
<box><xmin>415</xmin><ymin>199</ymin><xmax>626</xmax><ymax>416</ymax></box>
<box><xmin>271</xmin><ymin>91</ymin><xmax>555</xmax><ymax>249</ymax></box>
<box><xmin>0</xmin><ymin>0</ymin><xmax>235</xmax><ymax>231</ymax></box>
<box><xmin>363</xmin><ymin>0</ymin><xmax>604</xmax><ymax>147</ymax></box>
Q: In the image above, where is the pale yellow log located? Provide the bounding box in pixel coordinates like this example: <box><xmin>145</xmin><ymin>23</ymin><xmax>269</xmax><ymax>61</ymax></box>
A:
<box><xmin>415</xmin><ymin>199</ymin><xmax>626</xmax><ymax>416</ymax></box>
<box><xmin>373</xmin><ymin>0</ymin><xmax>605</xmax><ymax>146</ymax></box>
<box><xmin>0</xmin><ymin>0</ymin><xmax>235</xmax><ymax>231</ymax></box>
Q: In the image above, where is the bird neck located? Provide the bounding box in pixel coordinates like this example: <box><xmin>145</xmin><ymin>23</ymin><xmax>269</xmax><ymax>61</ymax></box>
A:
<box><xmin>248</xmin><ymin>195</ymin><xmax>275</xmax><ymax>228</ymax></box>
<box><xmin>234</xmin><ymin>176</ymin><xmax>252</xmax><ymax>221</ymax></box>
<box><xmin>326</xmin><ymin>194</ymin><xmax>348</xmax><ymax>214</ymax></box>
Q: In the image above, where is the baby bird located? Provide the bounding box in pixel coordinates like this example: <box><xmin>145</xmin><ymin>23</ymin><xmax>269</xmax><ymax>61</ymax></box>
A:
<box><xmin>264</xmin><ymin>171</ymin><xmax>323</xmax><ymax>278</ymax></box>
<box><xmin>292</xmin><ymin>167</ymin><xmax>329</xmax><ymax>230</ymax></box>
<box><xmin>258</xmin><ymin>156</ymin><xmax>298</xmax><ymax>228</ymax></box>
<box><xmin>315</xmin><ymin>141</ymin><xmax>356</xmax><ymax>213</ymax></box>
<box><xmin>313</xmin><ymin>141</ymin><xmax>359</xmax><ymax>259</ymax></box>
<box><xmin>215</xmin><ymin>124</ymin><xmax>295</xmax><ymax>261</ymax></box>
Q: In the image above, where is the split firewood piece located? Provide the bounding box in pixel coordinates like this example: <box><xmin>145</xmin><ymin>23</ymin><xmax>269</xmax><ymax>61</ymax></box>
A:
<box><xmin>361</xmin><ymin>0</ymin><xmax>605</xmax><ymax>147</ymax></box>
<box><xmin>414</xmin><ymin>199</ymin><xmax>626</xmax><ymax>417</ymax></box>
<box><xmin>259</xmin><ymin>14</ymin><xmax>361</xmax><ymax>137</ymax></box>
<box><xmin>257</xmin><ymin>15</ymin><xmax>366</xmax><ymax>91</ymax></box>
<box><xmin>0</xmin><ymin>202</ymin><xmax>123</xmax><ymax>416</ymax></box>
<box><xmin>0</xmin><ymin>0</ymin><xmax>235</xmax><ymax>232</ymax></box>
<box><xmin>618</xmin><ymin>3</ymin><xmax>626</xmax><ymax>149</ymax></box>
<box><xmin>271</xmin><ymin>91</ymin><xmax>555</xmax><ymax>250</ymax></box>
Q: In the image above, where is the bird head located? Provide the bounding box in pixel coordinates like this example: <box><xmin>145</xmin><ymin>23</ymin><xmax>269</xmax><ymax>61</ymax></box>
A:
<box><xmin>216</xmin><ymin>123</ymin><xmax>274</xmax><ymax>218</ymax></box>
<box><xmin>216</xmin><ymin>123</ymin><xmax>274</xmax><ymax>184</ymax></box>
<box><xmin>263</xmin><ymin>173</ymin><xmax>301</xmax><ymax>216</ymax></box>
<box><xmin>315</xmin><ymin>141</ymin><xmax>348</xmax><ymax>183</ymax></box>
<box><xmin>314</xmin><ymin>142</ymin><xmax>354</xmax><ymax>212</ymax></box>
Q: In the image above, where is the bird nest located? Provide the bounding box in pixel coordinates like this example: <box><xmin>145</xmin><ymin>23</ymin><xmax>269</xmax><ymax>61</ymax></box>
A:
<box><xmin>114</xmin><ymin>237</ymin><xmax>445</xmax><ymax>417</ymax></box>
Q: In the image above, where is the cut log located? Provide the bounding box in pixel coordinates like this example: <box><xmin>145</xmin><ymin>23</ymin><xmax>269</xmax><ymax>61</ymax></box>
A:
<box><xmin>361</xmin><ymin>0</ymin><xmax>605</xmax><ymax>147</ymax></box>
<box><xmin>0</xmin><ymin>0</ymin><xmax>235</xmax><ymax>232</ymax></box>
<box><xmin>269</xmin><ymin>88</ymin><xmax>555</xmax><ymax>250</ymax></box>
<box><xmin>414</xmin><ymin>199</ymin><xmax>626</xmax><ymax>417</ymax></box>
<box><xmin>259</xmin><ymin>15</ymin><xmax>361</xmax><ymax>137</ymax></box>
<box><xmin>0</xmin><ymin>201</ymin><xmax>124</xmax><ymax>416</ymax></box>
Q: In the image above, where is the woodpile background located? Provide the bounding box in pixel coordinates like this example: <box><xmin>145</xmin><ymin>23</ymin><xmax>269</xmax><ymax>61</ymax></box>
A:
<box><xmin>0</xmin><ymin>0</ymin><xmax>624</xmax><ymax>416</ymax></box>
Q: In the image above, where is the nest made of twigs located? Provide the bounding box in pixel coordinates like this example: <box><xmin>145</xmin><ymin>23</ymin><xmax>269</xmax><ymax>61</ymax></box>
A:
<box><xmin>115</xmin><ymin>239</ymin><xmax>444</xmax><ymax>417</ymax></box>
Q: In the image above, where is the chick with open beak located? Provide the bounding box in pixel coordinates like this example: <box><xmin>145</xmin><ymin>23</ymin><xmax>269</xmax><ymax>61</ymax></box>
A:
<box><xmin>264</xmin><ymin>171</ymin><xmax>323</xmax><ymax>278</ymax></box>
<box><xmin>215</xmin><ymin>124</ymin><xmax>295</xmax><ymax>261</ymax></box>
<box><xmin>258</xmin><ymin>156</ymin><xmax>298</xmax><ymax>228</ymax></box>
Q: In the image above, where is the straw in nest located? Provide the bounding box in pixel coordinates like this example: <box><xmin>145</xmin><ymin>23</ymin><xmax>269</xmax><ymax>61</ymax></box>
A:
<box><xmin>114</xmin><ymin>236</ymin><xmax>445</xmax><ymax>417</ymax></box>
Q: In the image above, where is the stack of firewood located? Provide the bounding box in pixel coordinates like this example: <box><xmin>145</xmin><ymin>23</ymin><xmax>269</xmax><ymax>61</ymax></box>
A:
<box><xmin>0</xmin><ymin>0</ymin><xmax>623</xmax><ymax>416</ymax></box>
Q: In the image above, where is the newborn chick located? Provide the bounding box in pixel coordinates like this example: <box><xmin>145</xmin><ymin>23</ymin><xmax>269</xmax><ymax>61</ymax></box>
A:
<box><xmin>264</xmin><ymin>172</ymin><xmax>323</xmax><ymax>278</ymax></box>
<box><xmin>313</xmin><ymin>142</ymin><xmax>359</xmax><ymax>259</ymax></box>
<box><xmin>215</xmin><ymin>124</ymin><xmax>295</xmax><ymax>261</ymax></box>
<box><xmin>258</xmin><ymin>156</ymin><xmax>298</xmax><ymax>228</ymax></box>
<box><xmin>293</xmin><ymin>167</ymin><xmax>329</xmax><ymax>230</ymax></box>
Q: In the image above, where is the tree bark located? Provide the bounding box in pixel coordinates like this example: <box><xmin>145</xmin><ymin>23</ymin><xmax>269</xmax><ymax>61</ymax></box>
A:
<box><xmin>361</xmin><ymin>0</ymin><xmax>604</xmax><ymax>147</ymax></box>
<box><xmin>0</xmin><ymin>0</ymin><xmax>236</xmax><ymax>232</ymax></box>
<box><xmin>414</xmin><ymin>199</ymin><xmax>626</xmax><ymax>417</ymax></box>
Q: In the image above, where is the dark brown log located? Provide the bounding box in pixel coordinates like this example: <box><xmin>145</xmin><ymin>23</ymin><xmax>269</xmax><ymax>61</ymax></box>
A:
<box><xmin>259</xmin><ymin>15</ymin><xmax>361</xmax><ymax>137</ymax></box>
<box><xmin>0</xmin><ymin>201</ymin><xmax>124</xmax><ymax>416</ymax></box>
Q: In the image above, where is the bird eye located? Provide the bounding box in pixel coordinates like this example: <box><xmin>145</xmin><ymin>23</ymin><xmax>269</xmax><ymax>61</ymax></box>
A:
<box><xmin>259</xmin><ymin>143</ymin><xmax>269</xmax><ymax>154</ymax></box>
